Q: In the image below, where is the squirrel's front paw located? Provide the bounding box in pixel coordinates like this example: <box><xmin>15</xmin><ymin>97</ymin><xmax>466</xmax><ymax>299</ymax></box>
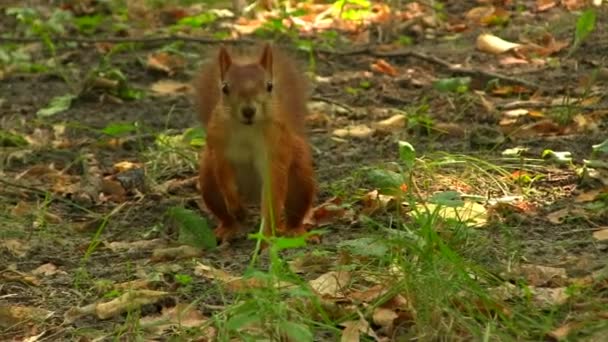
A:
<box><xmin>214</xmin><ymin>223</ymin><xmax>239</xmax><ymax>244</ymax></box>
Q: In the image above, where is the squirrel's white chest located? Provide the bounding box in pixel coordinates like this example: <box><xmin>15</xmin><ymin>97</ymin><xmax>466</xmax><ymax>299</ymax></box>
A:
<box><xmin>223</xmin><ymin>126</ymin><xmax>267</xmax><ymax>202</ymax></box>
<box><xmin>224</xmin><ymin>126</ymin><xmax>267</xmax><ymax>166</ymax></box>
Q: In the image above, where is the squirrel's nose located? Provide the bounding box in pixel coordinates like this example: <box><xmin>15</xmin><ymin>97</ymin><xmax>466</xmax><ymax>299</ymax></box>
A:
<box><xmin>241</xmin><ymin>106</ymin><xmax>256</xmax><ymax>120</ymax></box>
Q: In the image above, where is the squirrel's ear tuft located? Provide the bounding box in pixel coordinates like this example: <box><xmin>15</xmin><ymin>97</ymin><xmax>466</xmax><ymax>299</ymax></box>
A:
<box><xmin>218</xmin><ymin>45</ymin><xmax>232</xmax><ymax>80</ymax></box>
<box><xmin>259</xmin><ymin>43</ymin><xmax>273</xmax><ymax>75</ymax></box>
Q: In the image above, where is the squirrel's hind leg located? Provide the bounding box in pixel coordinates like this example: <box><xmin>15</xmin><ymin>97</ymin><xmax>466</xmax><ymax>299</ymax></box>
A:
<box><xmin>283</xmin><ymin>142</ymin><xmax>318</xmax><ymax>243</ymax></box>
<box><xmin>199</xmin><ymin>149</ymin><xmax>245</xmax><ymax>243</ymax></box>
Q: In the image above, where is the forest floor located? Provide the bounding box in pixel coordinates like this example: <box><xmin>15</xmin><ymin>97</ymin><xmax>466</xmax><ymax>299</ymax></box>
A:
<box><xmin>1</xmin><ymin>1</ymin><xmax>608</xmax><ymax>341</ymax></box>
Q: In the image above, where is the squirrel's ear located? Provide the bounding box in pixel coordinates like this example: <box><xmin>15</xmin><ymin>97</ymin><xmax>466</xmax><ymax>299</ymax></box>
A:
<box><xmin>259</xmin><ymin>43</ymin><xmax>273</xmax><ymax>75</ymax></box>
<box><xmin>218</xmin><ymin>46</ymin><xmax>232</xmax><ymax>80</ymax></box>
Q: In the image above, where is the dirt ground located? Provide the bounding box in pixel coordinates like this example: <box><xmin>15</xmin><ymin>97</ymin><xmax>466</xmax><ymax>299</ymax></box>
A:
<box><xmin>1</xmin><ymin>2</ymin><xmax>608</xmax><ymax>340</ymax></box>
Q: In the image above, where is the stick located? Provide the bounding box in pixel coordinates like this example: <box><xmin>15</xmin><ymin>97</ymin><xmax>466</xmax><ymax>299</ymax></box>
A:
<box><xmin>372</xmin><ymin>49</ymin><xmax>544</xmax><ymax>90</ymax></box>
<box><xmin>0</xmin><ymin>34</ymin><xmax>256</xmax><ymax>45</ymax></box>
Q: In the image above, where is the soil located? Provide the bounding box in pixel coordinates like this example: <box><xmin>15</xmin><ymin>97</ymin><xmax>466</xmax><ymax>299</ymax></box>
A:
<box><xmin>1</xmin><ymin>2</ymin><xmax>607</xmax><ymax>340</ymax></box>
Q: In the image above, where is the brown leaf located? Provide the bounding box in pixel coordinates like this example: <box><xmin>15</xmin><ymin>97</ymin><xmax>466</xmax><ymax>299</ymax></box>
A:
<box><xmin>375</xmin><ymin>114</ymin><xmax>406</xmax><ymax>131</ymax></box>
<box><xmin>547</xmin><ymin>321</ymin><xmax>583</xmax><ymax>341</ymax></box>
<box><xmin>2</xmin><ymin>239</ymin><xmax>30</xmax><ymax>258</ymax></box>
<box><xmin>371</xmin><ymin>59</ymin><xmax>398</xmax><ymax>77</ymax></box>
<box><xmin>31</xmin><ymin>263</ymin><xmax>64</xmax><ymax>277</ymax></box>
<box><xmin>304</xmin><ymin>197</ymin><xmax>348</xmax><ymax>228</ymax></box>
<box><xmin>150</xmin><ymin>80</ymin><xmax>193</xmax><ymax>96</ymax></box>
<box><xmin>532</xmin><ymin>287</ymin><xmax>570</xmax><ymax>308</ymax></box>
<box><xmin>517</xmin><ymin>264</ymin><xmax>568</xmax><ymax>286</ymax></box>
<box><xmin>309</xmin><ymin>270</ymin><xmax>351</xmax><ymax>299</ymax></box>
<box><xmin>1</xmin><ymin>269</ymin><xmax>40</xmax><ymax>286</ymax></box>
<box><xmin>194</xmin><ymin>262</ymin><xmax>295</xmax><ymax>292</ymax></box>
<box><xmin>372</xmin><ymin>307</ymin><xmax>399</xmax><ymax>328</ymax></box>
<box><xmin>360</xmin><ymin>190</ymin><xmax>396</xmax><ymax>216</ymax></box>
<box><xmin>0</xmin><ymin>305</ymin><xmax>53</xmax><ymax>327</ymax></box>
<box><xmin>96</xmin><ymin>290</ymin><xmax>169</xmax><ymax>320</ymax></box>
<box><xmin>574</xmin><ymin>189</ymin><xmax>606</xmax><ymax>203</ymax></box>
<box><xmin>592</xmin><ymin>228</ymin><xmax>608</xmax><ymax>241</ymax></box>
<box><xmin>100</xmin><ymin>178</ymin><xmax>127</xmax><ymax>202</ymax></box>
<box><xmin>465</xmin><ymin>6</ymin><xmax>495</xmax><ymax>23</ymax></box>
<box><xmin>333</xmin><ymin>125</ymin><xmax>374</xmax><ymax>138</ymax></box>
<box><xmin>288</xmin><ymin>251</ymin><xmax>334</xmax><ymax>274</ymax></box>
<box><xmin>114</xmin><ymin>279</ymin><xmax>151</xmax><ymax>290</ymax></box>
<box><xmin>536</xmin><ymin>0</ymin><xmax>558</xmax><ymax>11</ymax></box>
<box><xmin>546</xmin><ymin>208</ymin><xmax>570</xmax><ymax>224</ymax></box>
<box><xmin>139</xmin><ymin>303</ymin><xmax>213</xmax><ymax>337</ymax></box>
<box><xmin>146</xmin><ymin>52</ymin><xmax>185</xmax><ymax>75</ymax></box>
<box><xmin>340</xmin><ymin>317</ymin><xmax>376</xmax><ymax>342</ymax></box>
<box><xmin>348</xmin><ymin>284</ymin><xmax>389</xmax><ymax>303</ymax></box>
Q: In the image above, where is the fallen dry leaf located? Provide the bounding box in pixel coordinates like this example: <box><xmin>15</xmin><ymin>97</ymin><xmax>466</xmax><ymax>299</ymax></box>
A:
<box><xmin>592</xmin><ymin>228</ymin><xmax>608</xmax><ymax>241</ymax></box>
<box><xmin>371</xmin><ymin>59</ymin><xmax>398</xmax><ymax>77</ymax></box>
<box><xmin>11</xmin><ymin>201</ymin><xmax>62</xmax><ymax>224</ymax></box>
<box><xmin>303</xmin><ymin>197</ymin><xmax>350</xmax><ymax>228</ymax></box>
<box><xmin>146</xmin><ymin>52</ymin><xmax>185</xmax><ymax>75</ymax></box>
<box><xmin>31</xmin><ymin>263</ymin><xmax>64</xmax><ymax>277</ymax></box>
<box><xmin>360</xmin><ymin>189</ymin><xmax>396</xmax><ymax>216</ymax></box>
<box><xmin>100</xmin><ymin>178</ymin><xmax>127</xmax><ymax>202</ymax></box>
<box><xmin>151</xmin><ymin>245</ymin><xmax>203</xmax><ymax>261</ymax></box>
<box><xmin>95</xmin><ymin>290</ymin><xmax>169</xmax><ymax>320</ymax></box>
<box><xmin>546</xmin><ymin>208</ymin><xmax>570</xmax><ymax>224</ymax></box>
<box><xmin>1</xmin><ymin>269</ymin><xmax>41</xmax><ymax>286</ymax></box>
<box><xmin>414</xmin><ymin>201</ymin><xmax>488</xmax><ymax>227</ymax></box>
<box><xmin>309</xmin><ymin>270</ymin><xmax>351</xmax><ymax>299</ymax></box>
<box><xmin>288</xmin><ymin>251</ymin><xmax>334</xmax><ymax>274</ymax></box>
<box><xmin>465</xmin><ymin>6</ymin><xmax>495</xmax><ymax>23</ymax></box>
<box><xmin>476</xmin><ymin>33</ymin><xmax>522</xmax><ymax>54</ymax></box>
<box><xmin>114</xmin><ymin>279</ymin><xmax>152</xmax><ymax>290</ymax></box>
<box><xmin>139</xmin><ymin>303</ymin><xmax>213</xmax><ymax>337</ymax></box>
<box><xmin>106</xmin><ymin>239</ymin><xmax>166</xmax><ymax>253</ymax></box>
<box><xmin>150</xmin><ymin>79</ymin><xmax>193</xmax><ymax>96</ymax></box>
<box><xmin>0</xmin><ymin>305</ymin><xmax>53</xmax><ymax>327</ymax></box>
<box><xmin>372</xmin><ymin>307</ymin><xmax>399</xmax><ymax>329</ymax></box>
<box><xmin>536</xmin><ymin>0</ymin><xmax>558</xmax><ymax>12</ymax></box>
<box><xmin>375</xmin><ymin>114</ymin><xmax>406</xmax><ymax>131</ymax></box>
<box><xmin>348</xmin><ymin>284</ymin><xmax>389</xmax><ymax>303</ymax></box>
<box><xmin>333</xmin><ymin>125</ymin><xmax>374</xmax><ymax>138</ymax></box>
<box><xmin>113</xmin><ymin>161</ymin><xmax>143</xmax><ymax>172</ymax></box>
<box><xmin>532</xmin><ymin>287</ymin><xmax>569</xmax><ymax>308</ymax></box>
<box><xmin>340</xmin><ymin>316</ymin><xmax>378</xmax><ymax>342</ymax></box>
<box><xmin>194</xmin><ymin>262</ymin><xmax>294</xmax><ymax>292</ymax></box>
<box><xmin>2</xmin><ymin>239</ymin><xmax>30</xmax><ymax>258</ymax></box>
<box><xmin>547</xmin><ymin>321</ymin><xmax>583</xmax><ymax>341</ymax></box>
<box><xmin>517</xmin><ymin>264</ymin><xmax>568</xmax><ymax>287</ymax></box>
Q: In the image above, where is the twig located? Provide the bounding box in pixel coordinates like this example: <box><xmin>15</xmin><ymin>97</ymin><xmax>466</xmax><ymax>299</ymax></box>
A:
<box><xmin>497</xmin><ymin>100</ymin><xmax>608</xmax><ymax>111</ymax></box>
<box><xmin>373</xmin><ymin>49</ymin><xmax>544</xmax><ymax>90</ymax></box>
<box><xmin>310</xmin><ymin>95</ymin><xmax>355</xmax><ymax>114</ymax></box>
<box><xmin>0</xmin><ymin>34</ymin><xmax>256</xmax><ymax>45</ymax></box>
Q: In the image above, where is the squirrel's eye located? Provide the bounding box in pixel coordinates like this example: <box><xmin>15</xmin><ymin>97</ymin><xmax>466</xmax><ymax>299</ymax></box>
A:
<box><xmin>221</xmin><ymin>82</ymin><xmax>229</xmax><ymax>95</ymax></box>
<box><xmin>266</xmin><ymin>81</ymin><xmax>273</xmax><ymax>93</ymax></box>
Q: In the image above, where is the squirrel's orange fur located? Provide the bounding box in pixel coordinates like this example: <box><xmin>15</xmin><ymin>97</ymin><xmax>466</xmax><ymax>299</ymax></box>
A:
<box><xmin>194</xmin><ymin>43</ymin><xmax>316</xmax><ymax>244</ymax></box>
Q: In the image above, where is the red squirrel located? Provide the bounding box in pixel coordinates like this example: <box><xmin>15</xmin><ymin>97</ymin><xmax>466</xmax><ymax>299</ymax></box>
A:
<box><xmin>194</xmin><ymin>43</ymin><xmax>316</xmax><ymax>244</ymax></box>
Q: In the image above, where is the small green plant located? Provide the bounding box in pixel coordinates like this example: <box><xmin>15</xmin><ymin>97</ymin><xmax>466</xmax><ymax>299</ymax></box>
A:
<box><xmin>568</xmin><ymin>8</ymin><xmax>597</xmax><ymax>57</ymax></box>
<box><xmin>398</xmin><ymin>35</ymin><xmax>414</xmax><ymax>46</ymax></box>
<box><xmin>73</xmin><ymin>14</ymin><xmax>105</xmax><ymax>35</ymax></box>
<box><xmin>406</xmin><ymin>102</ymin><xmax>435</xmax><ymax>135</ymax></box>
<box><xmin>166</xmin><ymin>206</ymin><xmax>216</xmax><ymax>250</ymax></box>
<box><xmin>433</xmin><ymin>77</ymin><xmax>471</xmax><ymax>94</ymax></box>
<box><xmin>175</xmin><ymin>273</ymin><xmax>194</xmax><ymax>286</ymax></box>
<box><xmin>6</xmin><ymin>7</ymin><xmax>73</xmax><ymax>54</ymax></box>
